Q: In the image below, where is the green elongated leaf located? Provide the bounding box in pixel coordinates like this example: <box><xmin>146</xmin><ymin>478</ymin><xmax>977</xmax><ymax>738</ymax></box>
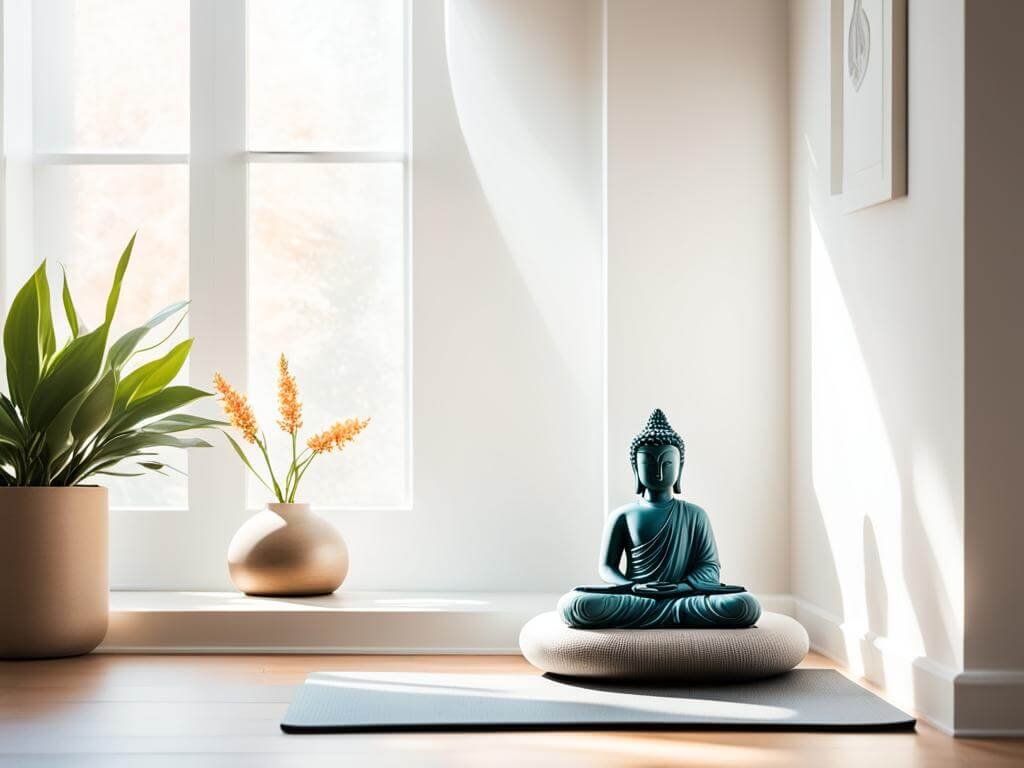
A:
<box><xmin>114</xmin><ymin>338</ymin><xmax>193</xmax><ymax>410</ymax></box>
<box><xmin>149</xmin><ymin>434</ymin><xmax>212</xmax><ymax>449</ymax></box>
<box><xmin>106</xmin><ymin>385</ymin><xmax>212</xmax><ymax>435</ymax></box>
<box><xmin>39</xmin><ymin>273</ymin><xmax>56</xmax><ymax>366</ymax></box>
<box><xmin>96</xmin><ymin>430</ymin><xmax>212</xmax><ymax>463</ymax></box>
<box><xmin>27</xmin><ymin>323</ymin><xmax>108</xmax><ymax>432</ymax></box>
<box><xmin>106</xmin><ymin>299</ymin><xmax>188</xmax><ymax>371</ymax></box>
<box><xmin>43</xmin><ymin>389</ymin><xmax>90</xmax><ymax>459</ymax></box>
<box><xmin>221</xmin><ymin>431</ymin><xmax>275</xmax><ymax>495</ymax></box>
<box><xmin>142</xmin><ymin>414</ymin><xmax>227</xmax><ymax>434</ymax></box>
<box><xmin>0</xmin><ymin>394</ymin><xmax>21</xmax><ymax>424</ymax></box>
<box><xmin>138</xmin><ymin>461</ymin><xmax>186</xmax><ymax>476</ymax></box>
<box><xmin>79</xmin><ymin>434</ymin><xmax>203</xmax><ymax>482</ymax></box>
<box><xmin>112</xmin><ymin>363</ymin><xmax>153</xmax><ymax>412</ymax></box>
<box><xmin>85</xmin><ymin>452</ymin><xmax>157</xmax><ymax>478</ymax></box>
<box><xmin>61</xmin><ymin>266</ymin><xmax>83</xmax><ymax>338</ymax></box>
<box><xmin>3</xmin><ymin>263</ymin><xmax>50</xmax><ymax>410</ymax></box>
<box><xmin>132</xmin><ymin>310</ymin><xmax>188</xmax><ymax>359</ymax></box>
<box><xmin>0</xmin><ymin>451</ymin><xmax>16</xmax><ymax>482</ymax></box>
<box><xmin>104</xmin><ymin>233</ymin><xmax>136</xmax><ymax>326</ymax></box>
<box><xmin>0</xmin><ymin>396</ymin><xmax>23</xmax><ymax>445</ymax></box>
<box><xmin>129</xmin><ymin>338</ymin><xmax>192</xmax><ymax>404</ymax></box>
<box><xmin>71</xmin><ymin>369</ymin><xmax>118</xmax><ymax>443</ymax></box>
<box><xmin>96</xmin><ymin>470</ymin><xmax>146</xmax><ymax>477</ymax></box>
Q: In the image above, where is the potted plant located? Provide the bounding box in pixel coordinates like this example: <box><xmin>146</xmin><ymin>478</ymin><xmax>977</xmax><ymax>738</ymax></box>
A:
<box><xmin>0</xmin><ymin>235</ymin><xmax>219</xmax><ymax>659</ymax></box>
<box><xmin>214</xmin><ymin>355</ymin><xmax>369</xmax><ymax>596</ymax></box>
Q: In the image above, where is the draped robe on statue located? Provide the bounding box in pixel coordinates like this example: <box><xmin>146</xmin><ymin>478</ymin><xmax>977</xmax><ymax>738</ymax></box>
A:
<box><xmin>558</xmin><ymin>500</ymin><xmax>762</xmax><ymax>629</ymax></box>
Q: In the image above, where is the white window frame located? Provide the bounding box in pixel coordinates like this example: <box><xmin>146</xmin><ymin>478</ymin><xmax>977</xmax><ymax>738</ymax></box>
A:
<box><xmin>1</xmin><ymin>0</ymin><xmax>412</xmax><ymax>588</ymax></box>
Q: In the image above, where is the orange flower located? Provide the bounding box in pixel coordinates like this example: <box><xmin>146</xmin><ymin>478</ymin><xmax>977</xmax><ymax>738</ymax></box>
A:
<box><xmin>307</xmin><ymin>417</ymin><xmax>370</xmax><ymax>454</ymax></box>
<box><xmin>213</xmin><ymin>372</ymin><xmax>259</xmax><ymax>444</ymax></box>
<box><xmin>276</xmin><ymin>354</ymin><xmax>303</xmax><ymax>434</ymax></box>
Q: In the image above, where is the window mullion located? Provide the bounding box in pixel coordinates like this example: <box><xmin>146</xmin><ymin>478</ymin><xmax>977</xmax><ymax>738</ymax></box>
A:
<box><xmin>33</xmin><ymin>153</ymin><xmax>189</xmax><ymax>165</ymax></box>
<box><xmin>183</xmin><ymin>0</ymin><xmax>248</xmax><ymax>588</ymax></box>
<box><xmin>245</xmin><ymin>151</ymin><xmax>406</xmax><ymax>164</ymax></box>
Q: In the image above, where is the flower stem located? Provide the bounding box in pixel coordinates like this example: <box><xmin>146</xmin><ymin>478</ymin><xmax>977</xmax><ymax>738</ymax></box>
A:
<box><xmin>256</xmin><ymin>433</ymin><xmax>284</xmax><ymax>502</ymax></box>
<box><xmin>289</xmin><ymin>453</ymin><xmax>317</xmax><ymax>503</ymax></box>
<box><xmin>287</xmin><ymin>430</ymin><xmax>298</xmax><ymax>501</ymax></box>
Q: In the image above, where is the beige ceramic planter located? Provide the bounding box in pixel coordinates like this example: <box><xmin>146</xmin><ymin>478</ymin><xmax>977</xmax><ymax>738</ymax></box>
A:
<box><xmin>0</xmin><ymin>487</ymin><xmax>109</xmax><ymax>659</ymax></box>
<box><xmin>227</xmin><ymin>503</ymin><xmax>348</xmax><ymax>597</ymax></box>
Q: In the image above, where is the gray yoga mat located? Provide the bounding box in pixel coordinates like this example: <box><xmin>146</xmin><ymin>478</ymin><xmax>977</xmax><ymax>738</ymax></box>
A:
<box><xmin>281</xmin><ymin>669</ymin><xmax>915</xmax><ymax>733</ymax></box>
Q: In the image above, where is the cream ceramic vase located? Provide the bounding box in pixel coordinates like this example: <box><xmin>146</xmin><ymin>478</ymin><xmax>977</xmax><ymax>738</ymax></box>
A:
<box><xmin>227</xmin><ymin>503</ymin><xmax>348</xmax><ymax>596</ymax></box>
<box><xmin>0</xmin><ymin>487</ymin><xmax>109</xmax><ymax>659</ymax></box>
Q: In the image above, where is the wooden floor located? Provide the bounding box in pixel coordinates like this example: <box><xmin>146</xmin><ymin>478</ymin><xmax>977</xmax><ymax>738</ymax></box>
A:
<box><xmin>1</xmin><ymin>652</ymin><xmax>1022</xmax><ymax>767</ymax></box>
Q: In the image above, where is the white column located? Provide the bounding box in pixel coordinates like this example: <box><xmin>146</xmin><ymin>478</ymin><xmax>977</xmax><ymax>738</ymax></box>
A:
<box><xmin>185</xmin><ymin>0</ymin><xmax>249</xmax><ymax>588</ymax></box>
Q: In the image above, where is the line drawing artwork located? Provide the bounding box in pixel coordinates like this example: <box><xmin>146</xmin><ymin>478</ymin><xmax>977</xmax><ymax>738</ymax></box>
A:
<box><xmin>848</xmin><ymin>0</ymin><xmax>870</xmax><ymax>91</ymax></box>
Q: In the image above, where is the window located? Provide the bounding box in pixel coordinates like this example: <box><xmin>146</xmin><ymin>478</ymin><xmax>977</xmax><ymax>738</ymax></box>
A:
<box><xmin>1</xmin><ymin>0</ymin><xmax>411</xmax><ymax>587</ymax></box>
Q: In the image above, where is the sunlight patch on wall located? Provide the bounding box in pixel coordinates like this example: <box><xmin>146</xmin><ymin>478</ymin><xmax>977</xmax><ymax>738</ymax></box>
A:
<box><xmin>809</xmin><ymin>210</ymin><xmax>926</xmax><ymax>679</ymax></box>
<box><xmin>910</xmin><ymin>443</ymin><xmax>964</xmax><ymax>664</ymax></box>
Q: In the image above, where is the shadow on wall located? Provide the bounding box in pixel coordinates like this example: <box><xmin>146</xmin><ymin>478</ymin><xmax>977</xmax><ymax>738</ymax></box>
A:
<box><xmin>434</xmin><ymin>0</ymin><xmax>603</xmax><ymax>586</ymax></box>
<box><xmin>802</xmin><ymin>198</ymin><xmax>961</xmax><ymax>706</ymax></box>
<box><xmin>445</xmin><ymin>0</ymin><xmax>603</xmax><ymax>403</ymax></box>
<box><xmin>423</xmin><ymin>0</ymin><xmax>601</xmax><ymax>586</ymax></box>
<box><xmin>336</xmin><ymin>0</ymin><xmax>603</xmax><ymax>592</ymax></box>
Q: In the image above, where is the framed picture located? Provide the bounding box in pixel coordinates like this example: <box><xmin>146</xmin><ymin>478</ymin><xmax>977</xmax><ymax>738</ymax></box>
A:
<box><xmin>829</xmin><ymin>0</ymin><xmax>907</xmax><ymax>212</ymax></box>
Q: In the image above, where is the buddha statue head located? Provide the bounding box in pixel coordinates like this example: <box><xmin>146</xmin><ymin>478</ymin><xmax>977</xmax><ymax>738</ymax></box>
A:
<box><xmin>629</xmin><ymin>409</ymin><xmax>685</xmax><ymax>497</ymax></box>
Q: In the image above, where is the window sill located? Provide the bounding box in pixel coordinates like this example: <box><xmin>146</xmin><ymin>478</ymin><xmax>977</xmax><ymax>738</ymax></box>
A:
<box><xmin>101</xmin><ymin>591</ymin><xmax>560</xmax><ymax>654</ymax></box>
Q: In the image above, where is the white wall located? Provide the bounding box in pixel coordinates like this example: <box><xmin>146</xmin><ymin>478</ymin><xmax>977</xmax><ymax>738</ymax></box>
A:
<box><xmin>607</xmin><ymin>0</ymin><xmax>790</xmax><ymax>596</ymax></box>
<box><xmin>788</xmin><ymin>0</ymin><xmax>965</xmax><ymax>728</ymax></box>
<box><xmin>328</xmin><ymin>0</ymin><xmax>605</xmax><ymax>592</ymax></box>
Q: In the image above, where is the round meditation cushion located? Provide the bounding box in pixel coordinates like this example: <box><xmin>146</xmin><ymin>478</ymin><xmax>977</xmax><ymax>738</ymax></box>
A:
<box><xmin>519</xmin><ymin>611</ymin><xmax>809</xmax><ymax>682</ymax></box>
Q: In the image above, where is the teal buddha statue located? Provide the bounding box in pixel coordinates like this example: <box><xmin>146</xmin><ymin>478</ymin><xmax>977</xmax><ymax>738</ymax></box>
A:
<box><xmin>559</xmin><ymin>409</ymin><xmax>761</xmax><ymax>629</ymax></box>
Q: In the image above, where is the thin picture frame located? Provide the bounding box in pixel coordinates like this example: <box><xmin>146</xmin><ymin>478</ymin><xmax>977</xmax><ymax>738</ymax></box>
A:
<box><xmin>830</xmin><ymin>0</ymin><xmax>907</xmax><ymax>212</ymax></box>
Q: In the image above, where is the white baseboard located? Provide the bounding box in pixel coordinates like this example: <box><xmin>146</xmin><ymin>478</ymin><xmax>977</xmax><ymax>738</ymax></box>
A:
<box><xmin>954</xmin><ymin>668</ymin><xmax>1024</xmax><ymax>737</ymax></box>
<box><xmin>786</xmin><ymin>596</ymin><xmax>958</xmax><ymax>734</ymax></box>
<box><xmin>785</xmin><ymin>596</ymin><xmax>1024</xmax><ymax>737</ymax></box>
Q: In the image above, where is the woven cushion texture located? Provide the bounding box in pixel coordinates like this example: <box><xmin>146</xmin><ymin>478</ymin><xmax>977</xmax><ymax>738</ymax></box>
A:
<box><xmin>519</xmin><ymin>611</ymin><xmax>809</xmax><ymax>682</ymax></box>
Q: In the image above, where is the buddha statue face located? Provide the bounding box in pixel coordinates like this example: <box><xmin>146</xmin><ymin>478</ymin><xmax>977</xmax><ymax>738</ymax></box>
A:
<box><xmin>634</xmin><ymin>445</ymin><xmax>682</xmax><ymax>495</ymax></box>
<box><xmin>630</xmin><ymin>408</ymin><xmax>686</xmax><ymax>496</ymax></box>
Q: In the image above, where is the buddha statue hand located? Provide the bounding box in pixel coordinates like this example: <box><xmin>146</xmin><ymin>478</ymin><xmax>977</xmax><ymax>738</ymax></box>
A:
<box><xmin>574</xmin><ymin>580</ymin><xmax>748</xmax><ymax>602</ymax></box>
<box><xmin>681</xmin><ymin>579</ymin><xmax>748</xmax><ymax>596</ymax></box>
<box><xmin>631</xmin><ymin>581</ymin><xmax>688</xmax><ymax>596</ymax></box>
